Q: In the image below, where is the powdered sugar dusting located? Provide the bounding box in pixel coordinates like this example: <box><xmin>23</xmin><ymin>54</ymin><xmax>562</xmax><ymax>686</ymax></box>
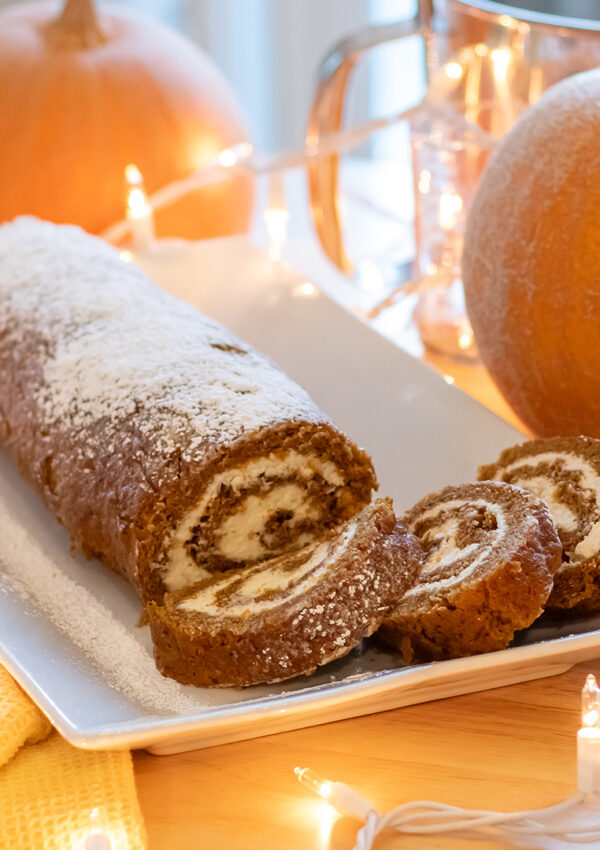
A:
<box><xmin>0</xmin><ymin>493</ymin><xmax>203</xmax><ymax>715</ymax></box>
<box><xmin>0</xmin><ymin>218</ymin><xmax>328</xmax><ymax>481</ymax></box>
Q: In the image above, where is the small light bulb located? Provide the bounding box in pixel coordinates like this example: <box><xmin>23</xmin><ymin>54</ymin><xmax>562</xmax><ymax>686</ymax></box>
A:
<box><xmin>458</xmin><ymin>319</ymin><xmax>475</xmax><ymax>351</ymax></box>
<box><xmin>124</xmin><ymin>163</ymin><xmax>154</xmax><ymax>251</ymax></box>
<box><xmin>295</xmin><ymin>767</ymin><xmax>332</xmax><ymax>799</ymax></box>
<box><xmin>578</xmin><ymin>674</ymin><xmax>600</xmax><ymax>792</ymax></box>
<box><xmin>418</xmin><ymin>169</ymin><xmax>432</xmax><ymax>194</ymax></box>
<box><xmin>445</xmin><ymin>62</ymin><xmax>463</xmax><ymax>80</ymax></box>
<box><xmin>295</xmin><ymin>767</ymin><xmax>375</xmax><ymax>821</ymax></box>
<box><xmin>264</xmin><ymin>172</ymin><xmax>288</xmax><ymax>262</ymax></box>
<box><xmin>293</xmin><ymin>282</ymin><xmax>318</xmax><ymax>298</ymax></box>
<box><xmin>438</xmin><ymin>190</ymin><xmax>463</xmax><ymax>231</ymax></box>
<box><xmin>499</xmin><ymin>14</ymin><xmax>516</xmax><ymax>27</ymax></box>
<box><xmin>84</xmin><ymin>808</ymin><xmax>112</xmax><ymax>850</ymax></box>
<box><xmin>218</xmin><ymin>148</ymin><xmax>238</xmax><ymax>168</ymax></box>
<box><xmin>582</xmin><ymin>674</ymin><xmax>600</xmax><ymax>728</ymax></box>
<box><xmin>124</xmin><ymin>163</ymin><xmax>143</xmax><ymax>185</ymax></box>
<box><xmin>125</xmin><ymin>165</ymin><xmax>152</xmax><ymax>219</ymax></box>
<box><xmin>491</xmin><ymin>48</ymin><xmax>512</xmax><ymax>82</ymax></box>
<box><xmin>127</xmin><ymin>187</ymin><xmax>149</xmax><ymax>218</ymax></box>
<box><xmin>584</xmin><ymin>709</ymin><xmax>600</xmax><ymax>728</ymax></box>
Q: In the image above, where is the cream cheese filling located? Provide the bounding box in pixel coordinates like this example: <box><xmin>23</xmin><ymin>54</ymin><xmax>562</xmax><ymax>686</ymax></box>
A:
<box><xmin>404</xmin><ymin>498</ymin><xmax>508</xmax><ymax>597</ymax></box>
<box><xmin>178</xmin><ymin>521</ymin><xmax>357</xmax><ymax>617</ymax></box>
<box><xmin>163</xmin><ymin>450</ymin><xmax>345</xmax><ymax>591</ymax></box>
<box><xmin>574</xmin><ymin>521</ymin><xmax>600</xmax><ymax>561</ymax></box>
<box><xmin>216</xmin><ymin>483</ymin><xmax>318</xmax><ymax>562</ymax></box>
<box><xmin>501</xmin><ymin>451</ymin><xmax>600</xmax><ymax>558</ymax></box>
<box><xmin>505</xmin><ymin>474</ymin><xmax>578</xmax><ymax>532</ymax></box>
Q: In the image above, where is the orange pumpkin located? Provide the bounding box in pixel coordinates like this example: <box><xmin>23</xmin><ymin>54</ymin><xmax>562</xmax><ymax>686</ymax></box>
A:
<box><xmin>463</xmin><ymin>69</ymin><xmax>600</xmax><ymax>437</ymax></box>
<box><xmin>0</xmin><ymin>0</ymin><xmax>254</xmax><ymax>239</ymax></box>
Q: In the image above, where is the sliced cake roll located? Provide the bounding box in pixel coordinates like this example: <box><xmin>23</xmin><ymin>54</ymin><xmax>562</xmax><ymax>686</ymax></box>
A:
<box><xmin>147</xmin><ymin>499</ymin><xmax>423</xmax><ymax>687</ymax></box>
<box><xmin>479</xmin><ymin>436</ymin><xmax>600</xmax><ymax>614</ymax></box>
<box><xmin>379</xmin><ymin>482</ymin><xmax>561</xmax><ymax>662</ymax></box>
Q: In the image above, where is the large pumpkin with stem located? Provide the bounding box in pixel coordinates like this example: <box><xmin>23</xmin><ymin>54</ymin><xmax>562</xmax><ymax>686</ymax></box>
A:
<box><xmin>463</xmin><ymin>69</ymin><xmax>600</xmax><ymax>437</ymax></box>
<box><xmin>0</xmin><ymin>0</ymin><xmax>254</xmax><ymax>239</ymax></box>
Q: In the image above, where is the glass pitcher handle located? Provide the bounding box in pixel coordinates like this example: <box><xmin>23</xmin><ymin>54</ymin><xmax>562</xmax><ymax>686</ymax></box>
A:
<box><xmin>306</xmin><ymin>6</ymin><xmax>433</xmax><ymax>274</ymax></box>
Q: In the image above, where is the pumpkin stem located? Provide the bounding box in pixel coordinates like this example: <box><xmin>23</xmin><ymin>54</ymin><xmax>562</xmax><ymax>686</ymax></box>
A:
<box><xmin>44</xmin><ymin>0</ymin><xmax>107</xmax><ymax>48</ymax></box>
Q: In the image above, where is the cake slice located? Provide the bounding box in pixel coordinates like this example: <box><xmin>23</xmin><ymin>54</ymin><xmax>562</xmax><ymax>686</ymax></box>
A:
<box><xmin>147</xmin><ymin>499</ymin><xmax>423</xmax><ymax>687</ymax></box>
<box><xmin>379</xmin><ymin>482</ymin><xmax>561</xmax><ymax>662</ymax></box>
<box><xmin>479</xmin><ymin>436</ymin><xmax>600</xmax><ymax>614</ymax></box>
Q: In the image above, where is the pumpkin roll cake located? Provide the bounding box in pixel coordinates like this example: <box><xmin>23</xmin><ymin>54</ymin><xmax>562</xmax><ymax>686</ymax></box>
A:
<box><xmin>379</xmin><ymin>482</ymin><xmax>561</xmax><ymax>662</ymax></box>
<box><xmin>148</xmin><ymin>499</ymin><xmax>423</xmax><ymax>687</ymax></box>
<box><xmin>479</xmin><ymin>436</ymin><xmax>600</xmax><ymax>615</ymax></box>
<box><xmin>0</xmin><ymin>218</ymin><xmax>375</xmax><ymax>614</ymax></box>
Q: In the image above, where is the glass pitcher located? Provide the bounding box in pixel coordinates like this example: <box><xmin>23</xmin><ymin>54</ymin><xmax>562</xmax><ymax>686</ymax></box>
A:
<box><xmin>306</xmin><ymin>0</ymin><xmax>600</xmax><ymax>358</ymax></box>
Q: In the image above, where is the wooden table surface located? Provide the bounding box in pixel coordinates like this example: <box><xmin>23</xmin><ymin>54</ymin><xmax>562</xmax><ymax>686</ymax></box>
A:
<box><xmin>133</xmin><ymin>660</ymin><xmax>592</xmax><ymax>850</ymax></box>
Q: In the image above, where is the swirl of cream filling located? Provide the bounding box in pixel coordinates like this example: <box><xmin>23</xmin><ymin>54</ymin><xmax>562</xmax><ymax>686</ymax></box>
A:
<box><xmin>498</xmin><ymin>452</ymin><xmax>600</xmax><ymax>561</ymax></box>
<box><xmin>403</xmin><ymin>498</ymin><xmax>508</xmax><ymax>598</ymax></box>
<box><xmin>177</xmin><ymin>521</ymin><xmax>357</xmax><ymax>618</ymax></box>
<box><xmin>163</xmin><ymin>449</ymin><xmax>346</xmax><ymax>591</ymax></box>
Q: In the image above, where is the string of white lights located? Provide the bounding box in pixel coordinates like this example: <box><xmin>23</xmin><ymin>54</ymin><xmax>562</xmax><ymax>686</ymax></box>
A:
<box><xmin>101</xmin><ymin>102</ymin><xmax>424</xmax><ymax>246</ymax></box>
<box><xmin>100</xmin><ymin>97</ymin><xmax>493</xmax><ymax>247</ymax></box>
<box><xmin>296</xmin><ymin>674</ymin><xmax>600</xmax><ymax>850</ymax></box>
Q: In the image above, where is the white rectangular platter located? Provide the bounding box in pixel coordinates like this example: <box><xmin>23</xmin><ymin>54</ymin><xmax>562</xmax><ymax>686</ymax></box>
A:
<box><xmin>1</xmin><ymin>237</ymin><xmax>599</xmax><ymax>756</ymax></box>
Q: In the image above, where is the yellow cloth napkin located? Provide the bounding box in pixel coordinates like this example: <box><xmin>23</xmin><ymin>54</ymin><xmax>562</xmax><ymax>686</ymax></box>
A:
<box><xmin>0</xmin><ymin>666</ymin><xmax>147</xmax><ymax>850</ymax></box>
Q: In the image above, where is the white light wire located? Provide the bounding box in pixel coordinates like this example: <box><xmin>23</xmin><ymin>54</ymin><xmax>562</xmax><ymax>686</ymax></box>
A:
<box><xmin>354</xmin><ymin>793</ymin><xmax>600</xmax><ymax>849</ymax></box>
<box><xmin>295</xmin><ymin>767</ymin><xmax>600</xmax><ymax>850</ymax></box>
<box><xmin>101</xmin><ymin>102</ymin><xmax>423</xmax><ymax>245</ymax></box>
<box><xmin>101</xmin><ymin>99</ymin><xmax>493</xmax><ymax>246</ymax></box>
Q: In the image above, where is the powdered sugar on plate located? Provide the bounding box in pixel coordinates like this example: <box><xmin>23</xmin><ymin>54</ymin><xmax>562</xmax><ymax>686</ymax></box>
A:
<box><xmin>0</xmin><ymin>489</ymin><xmax>204</xmax><ymax>716</ymax></box>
